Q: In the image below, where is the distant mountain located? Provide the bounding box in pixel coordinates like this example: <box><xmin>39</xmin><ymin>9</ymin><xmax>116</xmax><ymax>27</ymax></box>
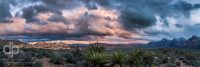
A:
<box><xmin>145</xmin><ymin>35</ymin><xmax>200</xmax><ymax>49</ymax></box>
<box><xmin>0</xmin><ymin>39</ymin><xmax>26</xmax><ymax>45</ymax></box>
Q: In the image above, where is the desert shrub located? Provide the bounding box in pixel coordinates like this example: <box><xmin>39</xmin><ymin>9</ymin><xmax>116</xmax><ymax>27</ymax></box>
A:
<box><xmin>32</xmin><ymin>62</ymin><xmax>43</xmax><ymax>67</ymax></box>
<box><xmin>49</xmin><ymin>52</ymin><xmax>64</xmax><ymax>65</ymax></box>
<box><xmin>64</xmin><ymin>54</ymin><xmax>78</xmax><ymax>64</ymax></box>
<box><xmin>164</xmin><ymin>63</ymin><xmax>176</xmax><ymax>67</ymax></box>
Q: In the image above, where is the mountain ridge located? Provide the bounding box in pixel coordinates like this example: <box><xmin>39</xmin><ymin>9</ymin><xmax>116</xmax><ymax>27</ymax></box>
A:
<box><xmin>144</xmin><ymin>35</ymin><xmax>200</xmax><ymax>49</ymax></box>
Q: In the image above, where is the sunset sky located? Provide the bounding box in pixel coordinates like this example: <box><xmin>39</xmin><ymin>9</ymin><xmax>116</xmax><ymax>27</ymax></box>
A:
<box><xmin>0</xmin><ymin>0</ymin><xmax>200</xmax><ymax>43</ymax></box>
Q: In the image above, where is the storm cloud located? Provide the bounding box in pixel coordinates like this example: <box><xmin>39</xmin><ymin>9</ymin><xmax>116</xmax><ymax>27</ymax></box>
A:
<box><xmin>0</xmin><ymin>0</ymin><xmax>200</xmax><ymax>42</ymax></box>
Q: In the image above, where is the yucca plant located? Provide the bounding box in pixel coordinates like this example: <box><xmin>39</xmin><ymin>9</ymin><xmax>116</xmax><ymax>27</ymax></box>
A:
<box><xmin>87</xmin><ymin>44</ymin><xmax>105</xmax><ymax>53</ymax></box>
<box><xmin>110</xmin><ymin>50</ymin><xmax>127</xmax><ymax>67</ymax></box>
<box><xmin>84</xmin><ymin>51</ymin><xmax>109</xmax><ymax>67</ymax></box>
<box><xmin>84</xmin><ymin>44</ymin><xmax>108</xmax><ymax>67</ymax></box>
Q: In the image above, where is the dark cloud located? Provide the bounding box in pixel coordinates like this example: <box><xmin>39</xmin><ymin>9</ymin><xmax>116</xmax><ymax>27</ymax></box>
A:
<box><xmin>120</xmin><ymin>9</ymin><xmax>156</xmax><ymax>29</ymax></box>
<box><xmin>112</xmin><ymin>0</ymin><xmax>200</xmax><ymax>29</ymax></box>
<box><xmin>48</xmin><ymin>14</ymin><xmax>68</xmax><ymax>23</ymax></box>
<box><xmin>42</xmin><ymin>0</ymin><xmax>84</xmax><ymax>9</ymax></box>
<box><xmin>0</xmin><ymin>0</ymin><xmax>11</xmax><ymax>22</ymax></box>
<box><xmin>22</xmin><ymin>5</ymin><xmax>62</xmax><ymax>21</ymax></box>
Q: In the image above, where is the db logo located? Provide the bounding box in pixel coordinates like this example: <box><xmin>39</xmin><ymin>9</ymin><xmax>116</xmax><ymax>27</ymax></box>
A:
<box><xmin>3</xmin><ymin>42</ymin><xmax>19</xmax><ymax>58</ymax></box>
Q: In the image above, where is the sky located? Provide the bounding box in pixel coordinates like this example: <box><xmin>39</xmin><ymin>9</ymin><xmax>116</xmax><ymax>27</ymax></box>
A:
<box><xmin>0</xmin><ymin>0</ymin><xmax>200</xmax><ymax>43</ymax></box>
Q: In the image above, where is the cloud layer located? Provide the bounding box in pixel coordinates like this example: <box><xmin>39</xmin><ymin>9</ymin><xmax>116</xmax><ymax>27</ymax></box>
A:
<box><xmin>0</xmin><ymin>0</ymin><xmax>200</xmax><ymax>42</ymax></box>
